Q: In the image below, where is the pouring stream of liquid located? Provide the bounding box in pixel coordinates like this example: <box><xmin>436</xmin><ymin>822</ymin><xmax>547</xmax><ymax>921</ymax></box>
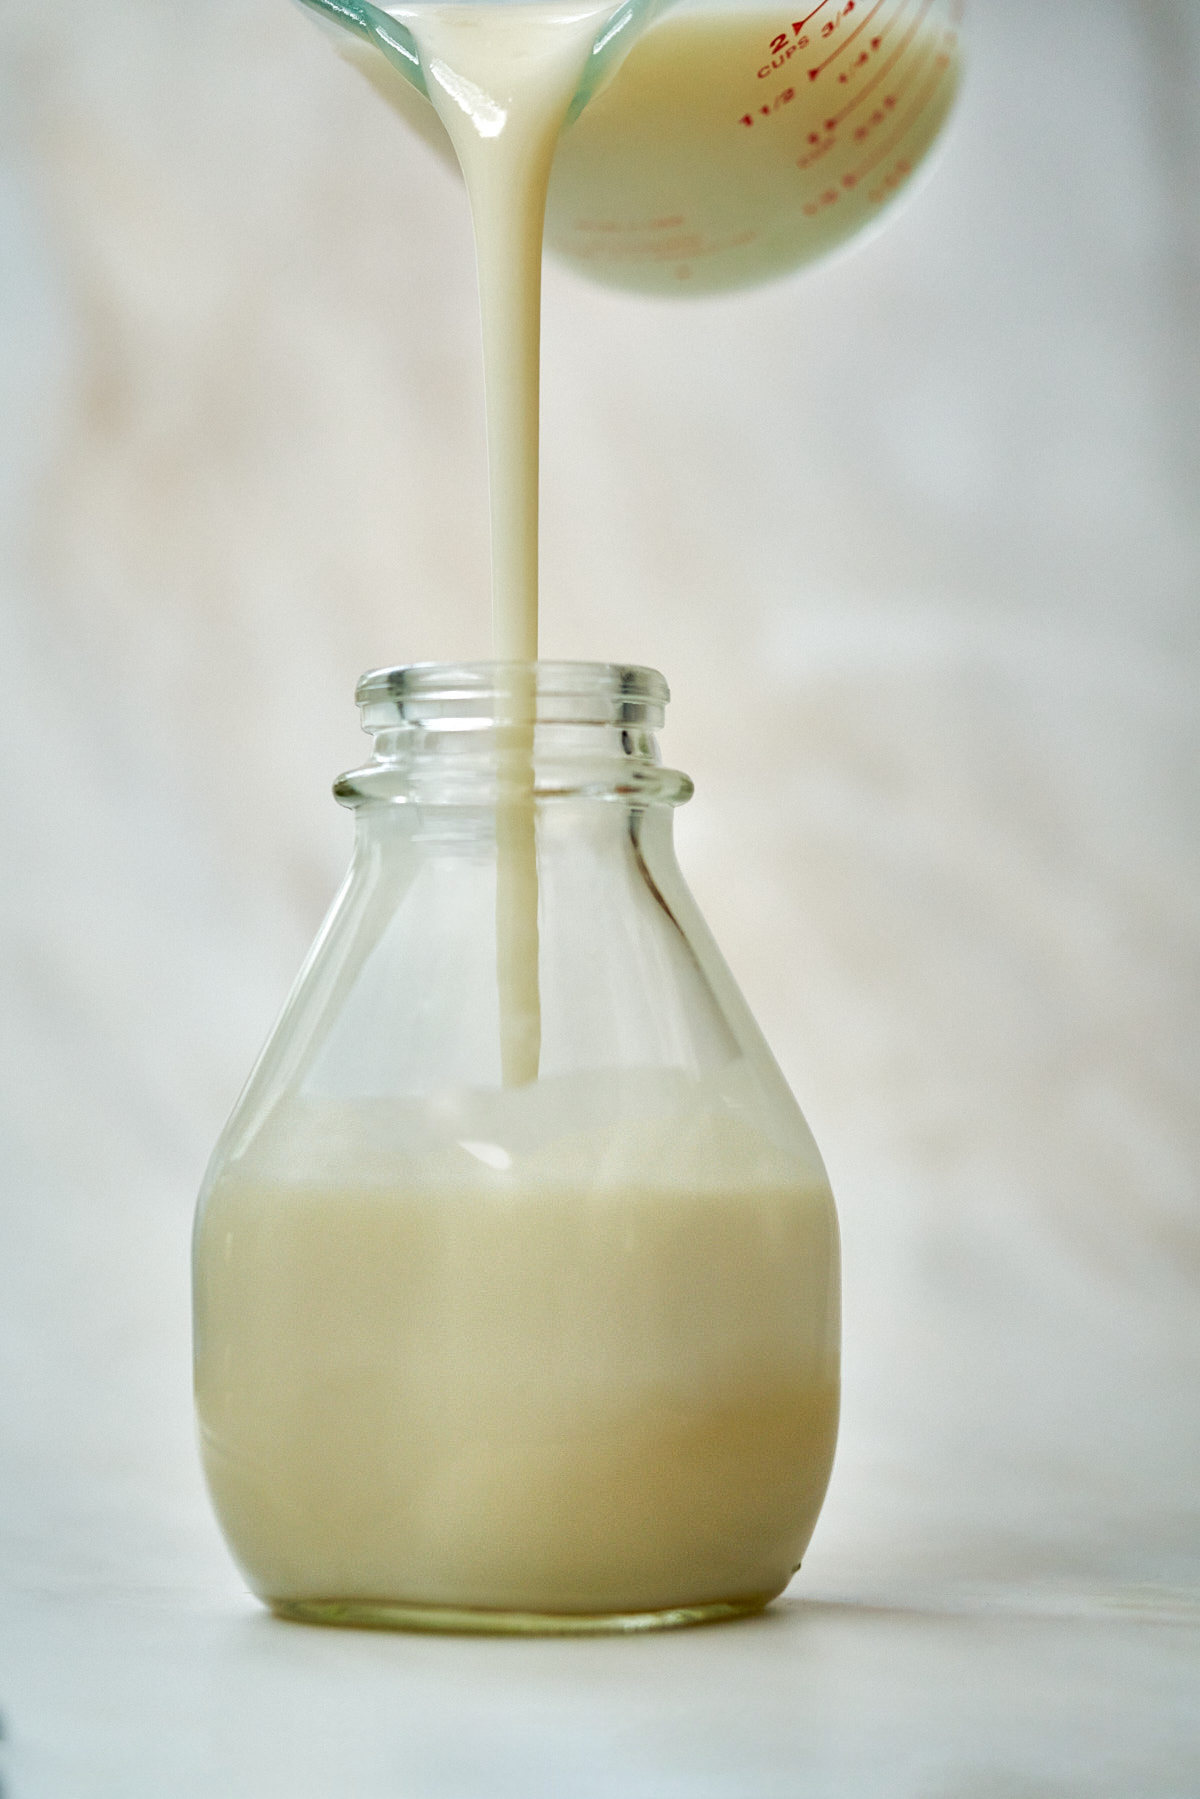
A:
<box><xmin>396</xmin><ymin>2</ymin><xmax>614</xmax><ymax>655</ymax></box>
<box><xmin>391</xmin><ymin>3</ymin><xmax>617</xmax><ymax>1083</ymax></box>
<box><xmin>303</xmin><ymin>1</ymin><xmax>959</xmax><ymax>1085</ymax></box>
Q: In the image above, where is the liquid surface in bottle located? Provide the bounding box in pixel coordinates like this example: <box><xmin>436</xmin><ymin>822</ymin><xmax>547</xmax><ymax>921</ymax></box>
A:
<box><xmin>194</xmin><ymin>1071</ymin><xmax>840</xmax><ymax>1614</ymax></box>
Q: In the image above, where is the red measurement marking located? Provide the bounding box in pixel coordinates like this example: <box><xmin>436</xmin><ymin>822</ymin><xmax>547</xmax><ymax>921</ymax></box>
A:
<box><xmin>802</xmin><ymin>184</ymin><xmax>843</xmax><ymax>216</ymax></box>
<box><xmin>825</xmin><ymin>0</ymin><xmax>935</xmax><ymax>129</ymax></box>
<box><xmin>820</xmin><ymin>2</ymin><xmax>857</xmax><ymax>31</ymax></box>
<box><xmin>798</xmin><ymin>11</ymin><xmax>948</xmax><ymax>197</ymax></box>
<box><xmin>836</xmin><ymin>46</ymin><xmax>878</xmax><ymax>85</ymax></box>
<box><xmin>574</xmin><ymin>216</ymin><xmax>685</xmax><ymax>233</ymax></box>
<box><xmin>852</xmin><ymin>46</ymin><xmax>952</xmax><ymax>193</ymax></box>
<box><xmin>762</xmin><ymin>4</ymin><xmax>859</xmax><ymax>74</ymax></box>
<box><xmin>796</xmin><ymin>129</ymin><xmax>838</xmax><ymax>168</ymax></box>
<box><xmin>806</xmin><ymin>0</ymin><xmax>885</xmax><ymax>80</ymax></box>
<box><xmin>851</xmin><ymin>93</ymin><xmax>897</xmax><ymax>142</ymax></box>
<box><xmin>739</xmin><ymin>86</ymin><xmax>796</xmax><ymax>125</ymax></box>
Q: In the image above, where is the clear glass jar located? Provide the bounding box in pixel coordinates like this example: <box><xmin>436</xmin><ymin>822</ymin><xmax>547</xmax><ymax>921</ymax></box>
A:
<box><xmin>193</xmin><ymin>663</ymin><xmax>839</xmax><ymax>1633</ymax></box>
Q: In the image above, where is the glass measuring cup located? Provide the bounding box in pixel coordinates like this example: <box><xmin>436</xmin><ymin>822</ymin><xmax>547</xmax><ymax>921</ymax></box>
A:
<box><xmin>295</xmin><ymin>0</ymin><xmax>964</xmax><ymax>294</ymax></box>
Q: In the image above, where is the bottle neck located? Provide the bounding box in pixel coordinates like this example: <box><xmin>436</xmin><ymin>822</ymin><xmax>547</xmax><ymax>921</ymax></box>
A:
<box><xmin>334</xmin><ymin>662</ymin><xmax>693</xmax><ymax>809</ymax></box>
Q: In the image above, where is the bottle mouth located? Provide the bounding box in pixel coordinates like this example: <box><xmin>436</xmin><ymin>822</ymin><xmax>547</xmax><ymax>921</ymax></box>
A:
<box><xmin>356</xmin><ymin>661</ymin><xmax>669</xmax><ymax>733</ymax></box>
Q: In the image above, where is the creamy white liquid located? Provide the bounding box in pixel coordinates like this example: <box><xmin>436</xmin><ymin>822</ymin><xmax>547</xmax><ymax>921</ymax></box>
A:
<box><xmin>344</xmin><ymin>1</ymin><xmax>962</xmax><ymax>297</ymax></box>
<box><xmin>381</xmin><ymin>4</ymin><xmax>616</xmax><ymax>1084</ymax></box>
<box><xmin>389</xmin><ymin>0</ymin><xmax>614</xmax><ymax>655</ymax></box>
<box><xmin>547</xmin><ymin>0</ymin><xmax>962</xmax><ymax>292</ymax></box>
<box><xmin>195</xmin><ymin>1078</ymin><xmax>840</xmax><ymax>1613</ymax></box>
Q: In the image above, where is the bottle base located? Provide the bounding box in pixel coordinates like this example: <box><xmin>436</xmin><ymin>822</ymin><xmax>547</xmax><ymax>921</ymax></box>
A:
<box><xmin>269</xmin><ymin>1593</ymin><xmax>773</xmax><ymax>1636</ymax></box>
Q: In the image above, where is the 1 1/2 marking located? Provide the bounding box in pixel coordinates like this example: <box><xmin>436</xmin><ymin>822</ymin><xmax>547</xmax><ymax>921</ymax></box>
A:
<box><xmin>740</xmin><ymin>86</ymin><xmax>797</xmax><ymax>126</ymax></box>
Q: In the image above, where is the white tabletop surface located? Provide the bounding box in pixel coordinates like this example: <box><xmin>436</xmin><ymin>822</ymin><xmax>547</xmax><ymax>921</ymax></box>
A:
<box><xmin>3</xmin><ymin>1556</ymin><xmax>1197</xmax><ymax>1795</ymax></box>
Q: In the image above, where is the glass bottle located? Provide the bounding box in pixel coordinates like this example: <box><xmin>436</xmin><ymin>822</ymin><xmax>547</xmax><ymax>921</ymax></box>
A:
<box><xmin>193</xmin><ymin>662</ymin><xmax>839</xmax><ymax>1633</ymax></box>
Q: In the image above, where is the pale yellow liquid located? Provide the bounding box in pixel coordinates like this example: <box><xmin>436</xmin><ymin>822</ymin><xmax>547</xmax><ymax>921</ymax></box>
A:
<box><xmin>373</xmin><ymin>4</ymin><xmax>617</xmax><ymax>1085</ymax></box>
<box><xmin>194</xmin><ymin>1084</ymin><xmax>840</xmax><ymax>1618</ymax></box>
<box><xmin>547</xmin><ymin>0</ymin><xmax>962</xmax><ymax>292</ymax></box>
<box><xmin>345</xmin><ymin>1</ymin><xmax>962</xmax><ymax>298</ymax></box>
<box><xmin>389</xmin><ymin>0</ymin><xmax>615</xmax><ymax>656</ymax></box>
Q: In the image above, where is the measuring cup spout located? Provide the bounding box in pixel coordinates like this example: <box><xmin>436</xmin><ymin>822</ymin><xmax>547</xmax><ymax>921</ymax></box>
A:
<box><xmin>294</xmin><ymin>0</ymin><xmax>429</xmax><ymax>93</ymax></box>
<box><xmin>292</xmin><ymin>0</ymin><xmax>672</xmax><ymax>115</ymax></box>
<box><xmin>567</xmin><ymin>0</ymin><xmax>674</xmax><ymax>121</ymax></box>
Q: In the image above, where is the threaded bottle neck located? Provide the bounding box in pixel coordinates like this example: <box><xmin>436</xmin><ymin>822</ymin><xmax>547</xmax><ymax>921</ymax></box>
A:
<box><xmin>334</xmin><ymin>661</ymin><xmax>693</xmax><ymax>808</ymax></box>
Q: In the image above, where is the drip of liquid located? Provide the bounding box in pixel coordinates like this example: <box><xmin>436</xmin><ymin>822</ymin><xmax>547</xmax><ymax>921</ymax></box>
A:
<box><xmin>385</xmin><ymin>2</ymin><xmax>616</xmax><ymax>1085</ymax></box>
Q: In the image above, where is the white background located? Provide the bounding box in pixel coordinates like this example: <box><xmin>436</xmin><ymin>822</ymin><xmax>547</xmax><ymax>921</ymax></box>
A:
<box><xmin>0</xmin><ymin>1</ymin><xmax>1197</xmax><ymax>1791</ymax></box>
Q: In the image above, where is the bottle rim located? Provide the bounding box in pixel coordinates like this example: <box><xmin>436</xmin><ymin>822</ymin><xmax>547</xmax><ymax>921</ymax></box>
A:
<box><xmin>356</xmin><ymin>661</ymin><xmax>670</xmax><ymax>731</ymax></box>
